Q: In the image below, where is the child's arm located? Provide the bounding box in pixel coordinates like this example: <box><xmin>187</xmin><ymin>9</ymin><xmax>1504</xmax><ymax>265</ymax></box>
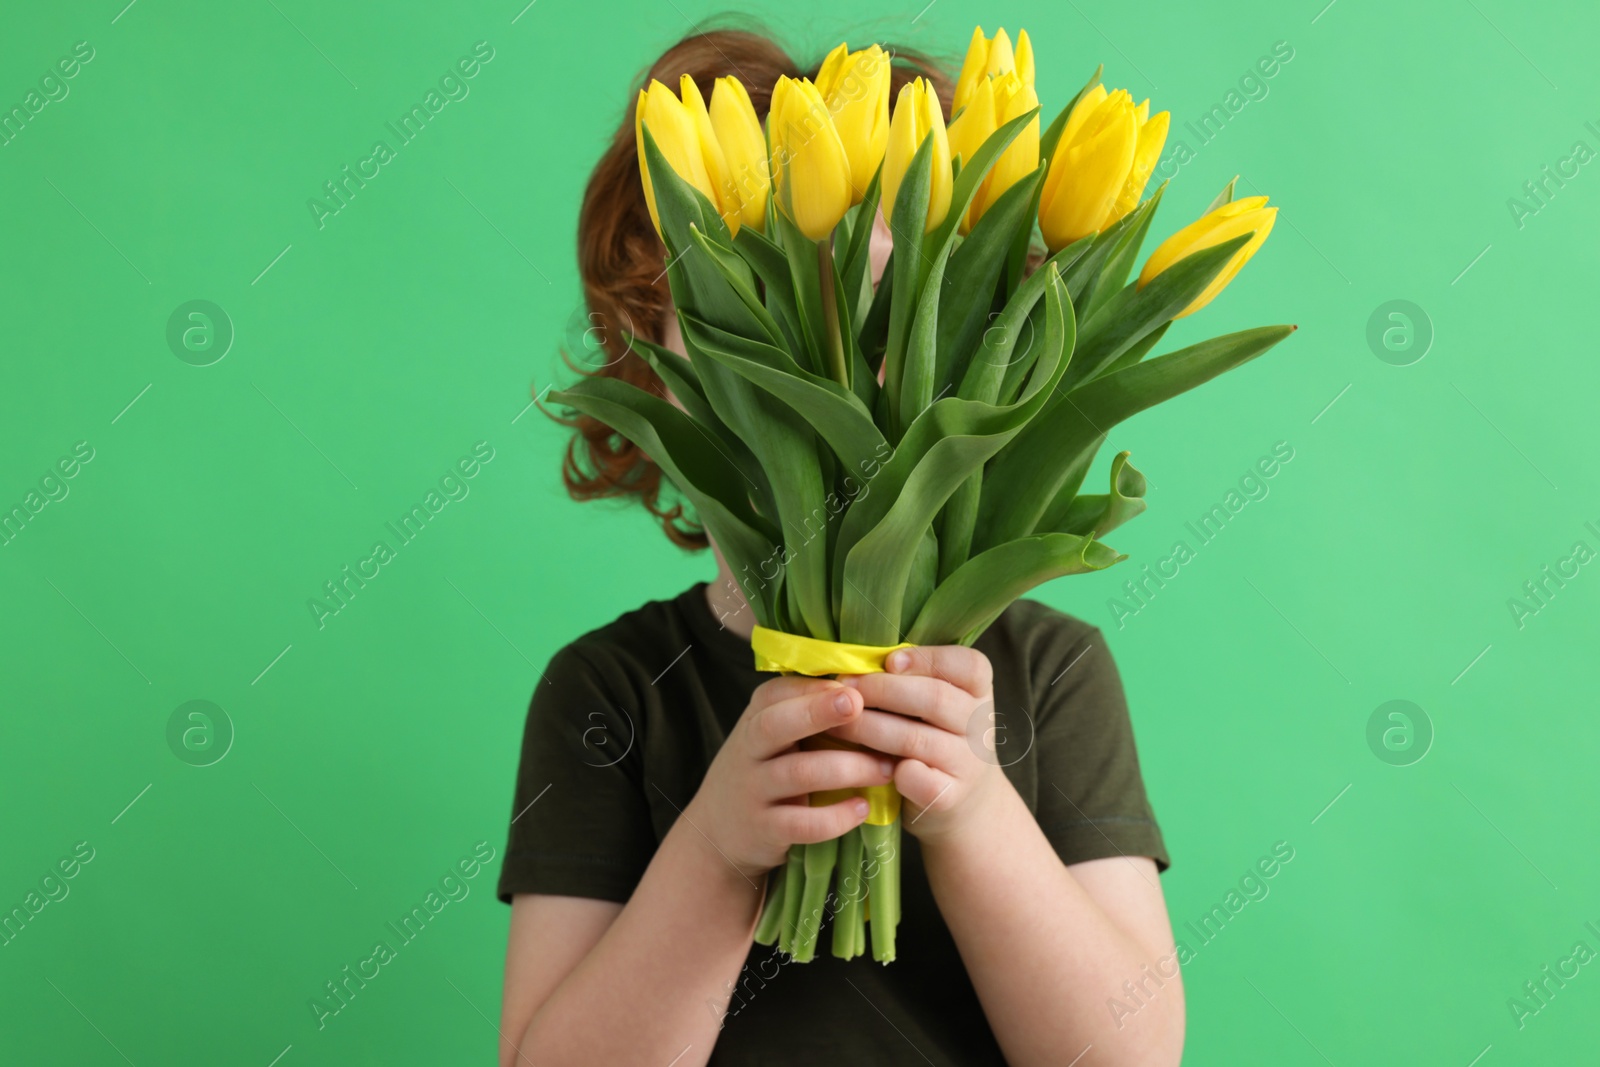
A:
<box><xmin>830</xmin><ymin>646</ymin><xmax>1185</xmax><ymax>1067</ymax></box>
<box><xmin>499</xmin><ymin>674</ymin><xmax>894</xmax><ymax>1067</ymax></box>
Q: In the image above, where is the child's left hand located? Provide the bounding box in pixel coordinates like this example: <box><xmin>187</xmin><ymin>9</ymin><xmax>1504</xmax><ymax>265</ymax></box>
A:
<box><xmin>827</xmin><ymin>645</ymin><xmax>1009</xmax><ymax>847</ymax></box>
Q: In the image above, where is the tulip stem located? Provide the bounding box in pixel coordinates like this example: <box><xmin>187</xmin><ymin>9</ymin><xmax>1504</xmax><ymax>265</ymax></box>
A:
<box><xmin>818</xmin><ymin>236</ymin><xmax>849</xmax><ymax>389</ymax></box>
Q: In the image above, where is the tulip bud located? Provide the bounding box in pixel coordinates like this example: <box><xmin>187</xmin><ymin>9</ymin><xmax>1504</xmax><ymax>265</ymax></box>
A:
<box><xmin>1107</xmin><ymin>101</ymin><xmax>1170</xmax><ymax>225</ymax></box>
<box><xmin>953</xmin><ymin>27</ymin><xmax>1034</xmax><ymax>113</ymax></box>
<box><xmin>709</xmin><ymin>76</ymin><xmax>770</xmax><ymax>233</ymax></box>
<box><xmin>635</xmin><ymin>77</ymin><xmax>737</xmax><ymax>239</ymax></box>
<box><xmin>1138</xmin><ymin>194</ymin><xmax>1277</xmax><ymax>317</ymax></box>
<box><xmin>882</xmin><ymin>77</ymin><xmax>952</xmax><ymax>234</ymax></box>
<box><xmin>816</xmin><ymin>43</ymin><xmax>891</xmax><ymax>203</ymax></box>
<box><xmin>1037</xmin><ymin>86</ymin><xmax>1138</xmax><ymax>251</ymax></box>
<box><xmin>675</xmin><ymin>75</ymin><xmax>736</xmax><ymax>228</ymax></box>
<box><xmin>769</xmin><ymin>76</ymin><xmax>854</xmax><ymax>241</ymax></box>
<box><xmin>943</xmin><ymin>70</ymin><xmax>1040</xmax><ymax>234</ymax></box>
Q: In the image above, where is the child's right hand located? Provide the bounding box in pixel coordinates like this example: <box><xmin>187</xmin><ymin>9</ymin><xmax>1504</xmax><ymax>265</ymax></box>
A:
<box><xmin>684</xmin><ymin>675</ymin><xmax>895</xmax><ymax>880</ymax></box>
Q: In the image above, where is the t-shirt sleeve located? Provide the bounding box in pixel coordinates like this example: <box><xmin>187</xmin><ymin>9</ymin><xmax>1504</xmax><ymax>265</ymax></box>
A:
<box><xmin>1029</xmin><ymin>621</ymin><xmax>1170</xmax><ymax>872</ymax></box>
<box><xmin>496</xmin><ymin>643</ymin><xmax>659</xmax><ymax>904</ymax></box>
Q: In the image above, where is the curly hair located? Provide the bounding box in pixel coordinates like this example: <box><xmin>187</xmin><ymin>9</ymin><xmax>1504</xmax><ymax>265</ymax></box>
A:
<box><xmin>544</xmin><ymin>22</ymin><xmax>958</xmax><ymax>549</ymax></box>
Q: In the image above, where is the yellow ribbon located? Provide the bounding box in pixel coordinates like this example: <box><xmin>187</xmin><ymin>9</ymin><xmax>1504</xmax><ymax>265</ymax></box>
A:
<box><xmin>751</xmin><ymin>625</ymin><xmax>915</xmax><ymax>676</ymax></box>
<box><xmin>750</xmin><ymin>624</ymin><xmax>915</xmax><ymax>827</ymax></box>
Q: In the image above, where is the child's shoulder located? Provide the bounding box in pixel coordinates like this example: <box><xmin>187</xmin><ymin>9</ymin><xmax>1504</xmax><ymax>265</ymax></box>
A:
<box><xmin>542</xmin><ymin>585</ymin><xmax>701</xmax><ymax>679</ymax></box>
<box><xmin>986</xmin><ymin>596</ymin><xmax>1103</xmax><ymax>651</ymax></box>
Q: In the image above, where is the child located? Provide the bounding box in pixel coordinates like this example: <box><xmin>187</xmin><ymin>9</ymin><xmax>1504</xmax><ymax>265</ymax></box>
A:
<box><xmin>497</xmin><ymin>26</ymin><xmax>1182</xmax><ymax>1067</ymax></box>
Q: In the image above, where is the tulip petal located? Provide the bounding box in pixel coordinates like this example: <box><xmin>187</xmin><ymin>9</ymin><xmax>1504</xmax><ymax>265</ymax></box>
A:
<box><xmin>1108</xmin><ymin>110</ymin><xmax>1169</xmax><ymax>224</ymax></box>
<box><xmin>1039</xmin><ymin>98</ymin><xmax>1135</xmax><ymax>250</ymax></box>
<box><xmin>771</xmin><ymin>77</ymin><xmax>853</xmax><ymax>240</ymax></box>
<box><xmin>679</xmin><ymin>74</ymin><xmax>738</xmax><ymax>235</ymax></box>
<box><xmin>711</xmin><ymin>76</ymin><xmax>771</xmax><ymax>233</ymax></box>
<box><xmin>953</xmin><ymin>27</ymin><xmax>990</xmax><ymax>112</ymax></box>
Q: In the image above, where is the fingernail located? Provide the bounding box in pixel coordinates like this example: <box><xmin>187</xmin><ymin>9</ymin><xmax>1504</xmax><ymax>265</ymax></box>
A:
<box><xmin>833</xmin><ymin>690</ymin><xmax>855</xmax><ymax>714</ymax></box>
<box><xmin>838</xmin><ymin>675</ymin><xmax>859</xmax><ymax>688</ymax></box>
<box><xmin>887</xmin><ymin>651</ymin><xmax>908</xmax><ymax>672</ymax></box>
<box><xmin>878</xmin><ymin>760</ymin><xmax>894</xmax><ymax>778</ymax></box>
<box><xmin>852</xmin><ymin>798</ymin><xmax>870</xmax><ymax>816</ymax></box>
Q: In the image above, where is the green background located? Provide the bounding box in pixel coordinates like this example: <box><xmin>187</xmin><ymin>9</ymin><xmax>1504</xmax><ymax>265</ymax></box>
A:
<box><xmin>2</xmin><ymin>0</ymin><xmax>1595</xmax><ymax>1063</ymax></box>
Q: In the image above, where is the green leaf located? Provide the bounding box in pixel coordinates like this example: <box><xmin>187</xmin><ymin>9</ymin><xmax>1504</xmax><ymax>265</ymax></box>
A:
<box><xmin>674</xmin><ymin>312</ymin><xmax>840</xmax><ymax>642</ymax></box>
<box><xmin>835</xmin><ymin>268</ymin><xmax>1073</xmax><ymax>644</ymax></box>
<box><xmin>1058</xmin><ymin>232</ymin><xmax>1253</xmax><ymax>396</ymax></box>
<box><xmin>640</xmin><ymin>125</ymin><xmax>755</xmax><ymax>340</ymax></box>
<box><xmin>1044</xmin><ymin>450</ymin><xmax>1147</xmax><ymax>537</ymax></box>
<box><xmin>838</xmin><ymin>170</ymin><xmax>884</xmax><ymax>330</ymax></box>
<box><xmin>968</xmin><ymin>237</ymin><xmax>1092</xmax><ymax>406</ymax></box>
<box><xmin>882</xmin><ymin>136</ymin><xmax>934</xmax><ymax>441</ymax></box>
<box><xmin>676</xmin><ymin>310</ymin><xmax>887</xmax><ymax>474</ymax></box>
<box><xmin>936</xmin><ymin>474</ymin><xmax>980</xmax><ymax>583</ymax></box>
<box><xmin>548</xmin><ymin>376</ymin><xmax>781</xmax><ymax>623</ymax></box>
<box><xmin>1206</xmin><ymin>175</ymin><xmax>1239</xmax><ymax>213</ymax></box>
<box><xmin>975</xmin><ymin>324</ymin><xmax>1295</xmax><ymax>550</ymax></box>
<box><xmin>900</xmin><ymin>527</ymin><xmax>940</xmax><ymax>634</ymax></box>
<box><xmin>934</xmin><ymin>165</ymin><xmax>1046</xmax><ymax>400</ymax></box>
<box><xmin>859</xmin><ymin>247</ymin><xmax>893</xmax><ymax>369</ymax></box>
<box><xmin>623</xmin><ymin>331</ymin><xmax>776</xmax><ymax>517</ymax></box>
<box><xmin>1078</xmin><ymin>182</ymin><xmax>1167</xmax><ymax>321</ymax></box>
<box><xmin>733</xmin><ymin>224</ymin><xmax>806</xmax><ymax>359</ymax></box>
<box><xmin>907</xmin><ymin>533</ymin><xmax>1124</xmax><ymax>646</ymax></box>
<box><xmin>1099</xmin><ymin>321</ymin><xmax>1170</xmax><ymax>379</ymax></box>
<box><xmin>688</xmin><ymin>227</ymin><xmax>785</xmax><ymax>349</ymax></box>
<box><xmin>899</xmin><ymin>108</ymin><xmax>1041</xmax><ymax>435</ymax></box>
<box><xmin>771</xmin><ymin>206</ymin><xmax>828</xmax><ymax>377</ymax></box>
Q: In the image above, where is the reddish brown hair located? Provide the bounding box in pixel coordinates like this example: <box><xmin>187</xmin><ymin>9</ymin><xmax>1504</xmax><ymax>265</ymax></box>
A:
<box><xmin>545</xmin><ymin>22</ymin><xmax>959</xmax><ymax>549</ymax></box>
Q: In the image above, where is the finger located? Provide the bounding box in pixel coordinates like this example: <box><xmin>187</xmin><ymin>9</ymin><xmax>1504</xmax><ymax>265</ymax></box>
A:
<box><xmin>750</xmin><ymin>674</ymin><xmax>845</xmax><ymax>712</ymax></box>
<box><xmin>771</xmin><ymin>796</ymin><xmax>870</xmax><ymax>845</ymax></box>
<box><xmin>895</xmin><ymin>758</ymin><xmax>957</xmax><ymax>817</ymax></box>
<box><xmin>748</xmin><ymin>684</ymin><xmax>861</xmax><ymax>758</ymax></box>
<box><xmin>762</xmin><ymin>749</ymin><xmax>896</xmax><ymax>802</ymax></box>
<box><xmin>882</xmin><ymin>645</ymin><xmax>993</xmax><ymax>699</ymax></box>
<box><xmin>826</xmin><ymin>708</ymin><xmax>963</xmax><ymax>771</ymax></box>
<box><xmin>839</xmin><ymin>672</ymin><xmax>975</xmax><ymax>734</ymax></box>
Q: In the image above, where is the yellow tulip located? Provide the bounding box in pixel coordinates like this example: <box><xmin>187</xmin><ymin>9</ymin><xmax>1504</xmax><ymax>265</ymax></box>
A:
<box><xmin>708</xmin><ymin>76</ymin><xmax>770</xmax><ymax>233</ymax></box>
<box><xmin>635</xmin><ymin>79</ymin><xmax>717</xmax><ymax>240</ymax></box>
<box><xmin>881</xmin><ymin>77</ymin><xmax>952</xmax><ymax>233</ymax></box>
<box><xmin>1108</xmin><ymin>102</ymin><xmax>1169</xmax><ymax>223</ymax></box>
<box><xmin>1038</xmin><ymin>86</ymin><xmax>1142</xmax><ymax>251</ymax></box>
<box><xmin>1138</xmin><ymin>195</ymin><xmax>1277</xmax><ymax>317</ymax></box>
<box><xmin>769</xmin><ymin>75</ymin><xmax>854</xmax><ymax>241</ymax></box>
<box><xmin>675</xmin><ymin>75</ymin><xmax>735</xmax><ymax>224</ymax></box>
<box><xmin>947</xmin><ymin>69</ymin><xmax>1040</xmax><ymax>233</ymax></box>
<box><xmin>816</xmin><ymin>43</ymin><xmax>890</xmax><ymax>203</ymax></box>
<box><xmin>1043</xmin><ymin>84</ymin><xmax>1171</xmax><ymax>251</ymax></box>
<box><xmin>953</xmin><ymin>26</ymin><xmax>1034</xmax><ymax>113</ymax></box>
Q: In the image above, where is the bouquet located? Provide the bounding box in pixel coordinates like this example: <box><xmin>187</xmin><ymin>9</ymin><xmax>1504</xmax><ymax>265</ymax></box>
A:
<box><xmin>550</xmin><ymin>26</ymin><xmax>1293</xmax><ymax>964</ymax></box>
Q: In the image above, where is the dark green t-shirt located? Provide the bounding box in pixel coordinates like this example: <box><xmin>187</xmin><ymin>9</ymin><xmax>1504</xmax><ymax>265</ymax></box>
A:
<box><xmin>497</xmin><ymin>581</ymin><xmax>1168</xmax><ymax>1066</ymax></box>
